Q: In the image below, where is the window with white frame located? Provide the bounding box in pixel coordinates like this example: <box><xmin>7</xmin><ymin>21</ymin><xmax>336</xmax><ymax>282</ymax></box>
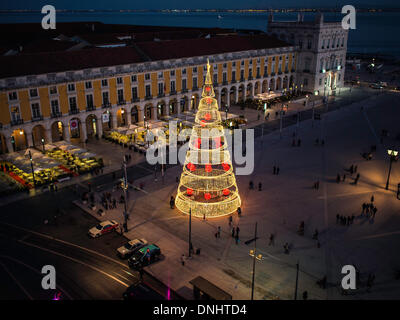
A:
<box><xmin>170</xmin><ymin>70</ymin><xmax>175</xmax><ymax>76</ymax></box>
<box><xmin>223</xmin><ymin>72</ymin><xmax>227</xmax><ymax>83</ymax></box>
<box><xmin>85</xmin><ymin>81</ymin><xmax>92</xmax><ymax>89</ymax></box>
<box><xmin>8</xmin><ymin>91</ymin><xmax>17</xmax><ymax>101</ymax></box>
<box><xmin>193</xmin><ymin>67</ymin><xmax>197</xmax><ymax>73</ymax></box>
<box><xmin>131</xmin><ymin>87</ymin><xmax>138</xmax><ymax>99</ymax></box>
<box><xmin>102</xmin><ymin>91</ymin><xmax>109</xmax><ymax>105</ymax></box>
<box><xmin>117</xmin><ymin>77</ymin><xmax>123</xmax><ymax>85</ymax></box>
<box><xmin>117</xmin><ymin>89</ymin><xmax>124</xmax><ymax>103</ymax></box>
<box><xmin>86</xmin><ymin>94</ymin><xmax>94</xmax><ymax>107</ymax></box>
<box><xmin>145</xmin><ymin>73</ymin><xmax>150</xmax><ymax>80</ymax></box>
<box><xmin>145</xmin><ymin>84</ymin><xmax>151</xmax><ymax>97</ymax></box>
<box><xmin>182</xmin><ymin>68</ymin><xmax>187</xmax><ymax>75</ymax></box>
<box><xmin>30</xmin><ymin>88</ymin><xmax>38</xmax><ymax>98</ymax></box>
<box><xmin>158</xmin><ymin>72</ymin><xmax>163</xmax><ymax>79</ymax></box>
<box><xmin>67</xmin><ymin>83</ymin><xmax>75</xmax><ymax>92</ymax></box>
<box><xmin>101</xmin><ymin>79</ymin><xmax>108</xmax><ymax>87</ymax></box>
<box><xmin>131</xmin><ymin>75</ymin><xmax>137</xmax><ymax>82</ymax></box>
<box><xmin>51</xmin><ymin>100</ymin><xmax>60</xmax><ymax>114</ymax></box>
<box><xmin>69</xmin><ymin>97</ymin><xmax>77</xmax><ymax>111</ymax></box>
<box><xmin>49</xmin><ymin>86</ymin><xmax>57</xmax><ymax>94</ymax></box>
<box><xmin>10</xmin><ymin>106</ymin><xmax>21</xmax><ymax>122</ymax></box>
<box><xmin>31</xmin><ymin>102</ymin><xmax>41</xmax><ymax>118</ymax></box>
<box><xmin>193</xmin><ymin>77</ymin><xmax>197</xmax><ymax>88</ymax></box>
<box><xmin>158</xmin><ymin>83</ymin><xmax>164</xmax><ymax>95</ymax></box>
<box><xmin>170</xmin><ymin>80</ymin><xmax>176</xmax><ymax>92</ymax></box>
<box><xmin>182</xmin><ymin>78</ymin><xmax>187</xmax><ymax>90</ymax></box>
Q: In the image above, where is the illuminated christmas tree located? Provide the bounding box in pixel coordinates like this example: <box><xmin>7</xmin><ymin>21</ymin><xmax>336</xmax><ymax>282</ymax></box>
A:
<box><xmin>175</xmin><ymin>60</ymin><xmax>241</xmax><ymax>218</ymax></box>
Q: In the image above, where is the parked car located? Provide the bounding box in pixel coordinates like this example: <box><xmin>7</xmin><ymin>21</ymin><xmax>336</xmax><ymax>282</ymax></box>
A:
<box><xmin>370</xmin><ymin>82</ymin><xmax>383</xmax><ymax>89</ymax></box>
<box><xmin>88</xmin><ymin>220</ymin><xmax>119</xmax><ymax>238</ymax></box>
<box><xmin>117</xmin><ymin>238</ymin><xmax>147</xmax><ymax>259</ymax></box>
<box><xmin>123</xmin><ymin>283</ymin><xmax>166</xmax><ymax>300</ymax></box>
<box><xmin>128</xmin><ymin>244</ymin><xmax>161</xmax><ymax>269</ymax></box>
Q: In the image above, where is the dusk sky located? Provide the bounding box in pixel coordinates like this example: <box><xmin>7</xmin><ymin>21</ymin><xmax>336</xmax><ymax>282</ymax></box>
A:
<box><xmin>0</xmin><ymin>0</ymin><xmax>399</xmax><ymax>10</ymax></box>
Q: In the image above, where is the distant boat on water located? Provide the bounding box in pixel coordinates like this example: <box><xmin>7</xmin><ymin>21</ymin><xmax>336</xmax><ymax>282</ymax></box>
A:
<box><xmin>217</xmin><ymin>15</ymin><xmax>223</xmax><ymax>19</ymax></box>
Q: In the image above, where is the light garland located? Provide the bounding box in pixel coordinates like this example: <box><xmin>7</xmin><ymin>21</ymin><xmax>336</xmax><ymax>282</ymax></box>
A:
<box><xmin>175</xmin><ymin>59</ymin><xmax>241</xmax><ymax>218</ymax></box>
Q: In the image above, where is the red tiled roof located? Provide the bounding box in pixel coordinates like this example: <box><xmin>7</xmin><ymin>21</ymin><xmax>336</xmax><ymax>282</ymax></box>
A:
<box><xmin>136</xmin><ymin>34</ymin><xmax>290</xmax><ymax>61</ymax></box>
<box><xmin>0</xmin><ymin>47</ymin><xmax>145</xmax><ymax>78</ymax></box>
<box><xmin>0</xmin><ymin>34</ymin><xmax>290</xmax><ymax>79</ymax></box>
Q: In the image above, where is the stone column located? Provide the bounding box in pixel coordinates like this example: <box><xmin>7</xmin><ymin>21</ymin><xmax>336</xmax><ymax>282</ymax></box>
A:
<box><xmin>152</xmin><ymin>106</ymin><xmax>158</xmax><ymax>121</ymax></box>
<box><xmin>112</xmin><ymin>111</ymin><xmax>118</xmax><ymax>129</ymax></box>
<box><xmin>5</xmin><ymin>135</ymin><xmax>13</xmax><ymax>153</ymax></box>
<box><xmin>234</xmin><ymin>86</ymin><xmax>238</xmax><ymax>104</ymax></box>
<box><xmin>26</xmin><ymin>131</ymin><xmax>33</xmax><ymax>148</ymax></box>
<box><xmin>126</xmin><ymin>109</ymin><xmax>132</xmax><ymax>126</ymax></box>
<box><xmin>165</xmin><ymin>103</ymin><xmax>169</xmax><ymax>116</ymax></box>
<box><xmin>64</xmin><ymin>125</ymin><xmax>71</xmax><ymax>142</ymax></box>
<box><xmin>81</xmin><ymin>122</ymin><xmax>87</xmax><ymax>141</ymax></box>
<box><xmin>96</xmin><ymin>118</ymin><xmax>103</xmax><ymax>137</ymax></box>
<box><xmin>45</xmin><ymin>128</ymin><xmax>52</xmax><ymax>144</ymax></box>
<box><xmin>138</xmin><ymin>105</ymin><xmax>144</xmax><ymax>123</ymax></box>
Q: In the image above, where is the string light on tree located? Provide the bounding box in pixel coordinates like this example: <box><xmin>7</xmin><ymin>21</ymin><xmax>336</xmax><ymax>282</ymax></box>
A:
<box><xmin>175</xmin><ymin>59</ymin><xmax>241</xmax><ymax>218</ymax></box>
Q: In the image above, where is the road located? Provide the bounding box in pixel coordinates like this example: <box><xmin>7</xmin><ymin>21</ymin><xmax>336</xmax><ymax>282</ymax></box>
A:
<box><xmin>0</xmin><ymin>188</ymin><xmax>182</xmax><ymax>300</ymax></box>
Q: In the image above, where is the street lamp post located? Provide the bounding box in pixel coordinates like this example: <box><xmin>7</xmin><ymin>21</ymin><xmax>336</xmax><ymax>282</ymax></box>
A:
<box><xmin>188</xmin><ymin>207</ymin><xmax>192</xmax><ymax>258</ymax></box>
<box><xmin>28</xmin><ymin>150</ymin><xmax>36</xmax><ymax>187</ymax></box>
<box><xmin>386</xmin><ymin>149</ymin><xmax>398</xmax><ymax>190</ymax></box>
<box><xmin>279</xmin><ymin>104</ymin><xmax>284</xmax><ymax>139</ymax></box>
<box><xmin>294</xmin><ymin>261</ymin><xmax>299</xmax><ymax>300</ymax></box>
<box><xmin>122</xmin><ymin>159</ymin><xmax>129</xmax><ymax>232</ymax></box>
<box><xmin>41</xmin><ymin>138</ymin><xmax>45</xmax><ymax>152</ymax></box>
<box><xmin>249</xmin><ymin>222</ymin><xmax>262</xmax><ymax>300</ymax></box>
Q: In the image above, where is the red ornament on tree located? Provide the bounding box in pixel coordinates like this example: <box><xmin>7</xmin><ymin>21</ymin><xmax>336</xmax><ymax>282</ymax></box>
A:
<box><xmin>204</xmin><ymin>113</ymin><xmax>211</xmax><ymax>121</ymax></box>
<box><xmin>204</xmin><ymin>193</ymin><xmax>211</xmax><ymax>200</ymax></box>
<box><xmin>206</xmin><ymin>98</ymin><xmax>212</xmax><ymax>105</ymax></box>
<box><xmin>200</xmin><ymin>120</ymin><xmax>206</xmax><ymax>127</ymax></box>
<box><xmin>205</xmin><ymin>164</ymin><xmax>212</xmax><ymax>173</ymax></box>
<box><xmin>187</xmin><ymin>188</ymin><xmax>193</xmax><ymax>196</ymax></box>
<box><xmin>195</xmin><ymin>138</ymin><xmax>201</xmax><ymax>148</ymax></box>
<box><xmin>205</xmin><ymin>86</ymin><xmax>211</xmax><ymax>92</ymax></box>
<box><xmin>222</xmin><ymin>162</ymin><xmax>230</xmax><ymax>171</ymax></box>
<box><xmin>187</xmin><ymin>162</ymin><xmax>196</xmax><ymax>172</ymax></box>
<box><xmin>223</xmin><ymin>189</ymin><xmax>230</xmax><ymax>196</ymax></box>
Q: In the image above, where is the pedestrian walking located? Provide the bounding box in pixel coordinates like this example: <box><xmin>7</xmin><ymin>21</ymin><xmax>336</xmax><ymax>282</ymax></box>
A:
<box><xmin>277</xmin><ymin>167</ymin><xmax>280</xmax><ymax>175</ymax></box>
<box><xmin>350</xmin><ymin>165</ymin><xmax>354</xmax><ymax>175</ymax></box>
<box><xmin>273</xmin><ymin>166</ymin><xmax>276</xmax><ymax>175</ymax></box>
<box><xmin>343</xmin><ymin>174</ymin><xmax>346</xmax><ymax>182</ymax></box>
<box><xmin>372</xmin><ymin>206</ymin><xmax>377</xmax><ymax>218</ymax></box>
<box><xmin>217</xmin><ymin>226</ymin><xmax>221</xmax><ymax>238</ymax></box>
<box><xmin>170</xmin><ymin>196</ymin><xmax>175</xmax><ymax>209</ymax></box>
<box><xmin>312</xmin><ymin>229</ymin><xmax>319</xmax><ymax>240</ymax></box>
<box><xmin>269</xmin><ymin>234</ymin><xmax>275</xmax><ymax>246</ymax></box>
<box><xmin>283</xmin><ymin>242</ymin><xmax>289</xmax><ymax>254</ymax></box>
<box><xmin>235</xmin><ymin>226</ymin><xmax>240</xmax><ymax>238</ymax></box>
<box><xmin>258</xmin><ymin>182</ymin><xmax>262</xmax><ymax>191</ymax></box>
<box><xmin>229</xmin><ymin>215</ymin><xmax>233</xmax><ymax>226</ymax></box>
<box><xmin>354</xmin><ymin>165</ymin><xmax>358</xmax><ymax>173</ymax></box>
<box><xmin>181</xmin><ymin>254</ymin><xmax>185</xmax><ymax>266</ymax></box>
<box><xmin>371</xmin><ymin>195</ymin><xmax>374</xmax><ymax>203</ymax></box>
<box><xmin>235</xmin><ymin>233</ymin><xmax>239</xmax><ymax>245</ymax></box>
<box><xmin>249</xmin><ymin>180</ymin><xmax>254</xmax><ymax>189</ymax></box>
<box><xmin>203</xmin><ymin>213</ymin><xmax>206</xmax><ymax>221</ymax></box>
<box><xmin>237</xmin><ymin>207</ymin><xmax>242</xmax><ymax>217</ymax></box>
<box><xmin>302</xmin><ymin>291</ymin><xmax>308</xmax><ymax>300</ymax></box>
<box><xmin>231</xmin><ymin>227</ymin><xmax>235</xmax><ymax>238</ymax></box>
<box><xmin>336</xmin><ymin>174</ymin><xmax>341</xmax><ymax>183</ymax></box>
